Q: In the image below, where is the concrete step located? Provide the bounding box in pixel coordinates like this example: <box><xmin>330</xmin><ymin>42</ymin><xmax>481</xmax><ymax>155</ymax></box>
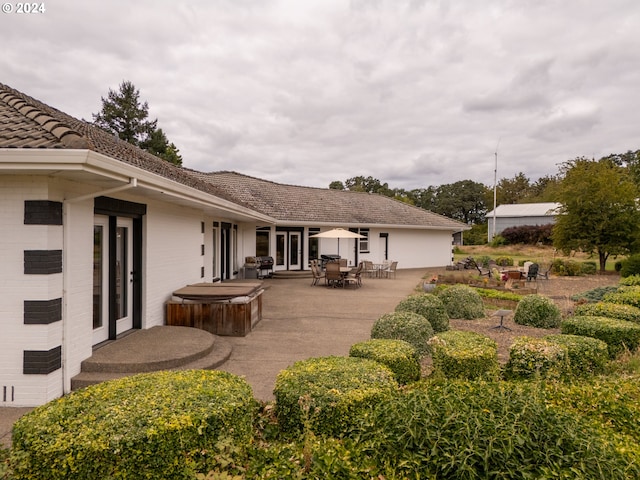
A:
<box><xmin>70</xmin><ymin>326</ymin><xmax>233</xmax><ymax>390</ymax></box>
<box><xmin>272</xmin><ymin>270</ymin><xmax>312</xmax><ymax>279</ymax></box>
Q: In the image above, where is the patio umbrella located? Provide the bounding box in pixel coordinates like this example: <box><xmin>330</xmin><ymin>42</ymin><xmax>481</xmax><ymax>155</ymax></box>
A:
<box><xmin>309</xmin><ymin>228</ymin><xmax>365</xmax><ymax>255</ymax></box>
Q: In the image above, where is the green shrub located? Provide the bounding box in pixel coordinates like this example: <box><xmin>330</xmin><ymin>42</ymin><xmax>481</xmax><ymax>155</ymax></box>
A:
<box><xmin>349</xmin><ymin>339</ymin><xmax>420</xmax><ymax>385</ymax></box>
<box><xmin>551</xmin><ymin>258</ymin><xmax>583</xmax><ymax>276</ymax></box>
<box><xmin>428</xmin><ymin>330</ymin><xmax>499</xmax><ymax>380</ymax></box>
<box><xmin>513</xmin><ymin>294</ymin><xmax>561</xmax><ymax>328</ymax></box>
<box><xmin>574</xmin><ymin>301</ymin><xmax>640</xmax><ymax>324</ymax></box>
<box><xmin>436</xmin><ymin>284</ymin><xmax>485</xmax><ymax>319</ymax></box>
<box><xmin>505</xmin><ymin>336</ymin><xmax>569</xmax><ymax>379</ymax></box>
<box><xmin>11</xmin><ymin>370</ymin><xmax>255</xmax><ymax>480</ymax></box>
<box><xmin>570</xmin><ymin>285</ymin><xmax>619</xmax><ymax>303</ymax></box>
<box><xmin>620</xmin><ymin>254</ymin><xmax>640</xmax><ymax>277</ymax></box>
<box><xmin>543</xmin><ymin>334</ymin><xmax>609</xmax><ymax>376</ymax></box>
<box><xmin>620</xmin><ymin>274</ymin><xmax>640</xmax><ymax>286</ymax></box>
<box><xmin>394</xmin><ymin>294</ymin><xmax>449</xmax><ymax>333</ymax></box>
<box><xmin>476</xmin><ymin>255</ymin><xmax>492</xmax><ymax>268</ymax></box>
<box><xmin>371</xmin><ymin>311</ymin><xmax>434</xmax><ymax>357</ymax></box>
<box><xmin>544</xmin><ymin>375</ymin><xmax>640</xmax><ymax>442</ymax></box>
<box><xmin>580</xmin><ymin>261</ymin><xmax>597</xmax><ymax>275</ymax></box>
<box><xmin>356</xmin><ymin>381</ymin><xmax>639</xmax><ymax>479</ymax></box>
<box><xmin>494</xmin><ymin>255</ymin><xmax>513</xmax><ymax>266</ymax></box>
<box><xmin>273</xmin><ymin>356</ymin><xmax>398</xmax><ymax>436</ymax></box>
<box><xmin>604</xmin><ymin>285</ymin><xmax>640</xmax><ymax>308</ymax></box>
<box><xmin>561</xmin><ymin>316</ymin><xmax>640</xmax><ymax>358</ymax></box>
<box><xmin>475</xmin><ymin>288</ymin><xmax>523</xmax><ymax>302</ymax></box>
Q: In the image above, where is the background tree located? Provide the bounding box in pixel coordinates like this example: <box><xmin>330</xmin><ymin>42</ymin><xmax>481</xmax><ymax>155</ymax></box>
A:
<box><xmin>552</xmin><ymin>157</ymin><xmax>640</xmax><ymax>272</ymax></box>
<box><xmin>432</xmin><ymin>180</ymin><xmax>488</xmax><ymax>224</ymax></box>
<box><xmin>93</xmin><ymin>80</ymin><xmax>182</xmax><ymax>165</ymax></box>
<box><xmin>493</xmin><ymin>172</ymin><xmax>532</xmax><ymax>205</ymax></box>
<box><xmin>140</xmin><ymin>128</ymin><xmax>183</xmax><ymax>166</ymax></box>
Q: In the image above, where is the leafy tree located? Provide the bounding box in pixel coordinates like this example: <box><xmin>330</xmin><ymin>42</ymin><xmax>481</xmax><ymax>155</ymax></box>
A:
<box><xmin>495</xmin><ymin>172</ymin><xmax>532</xmax><ymax>205</ymax></box>
<box><xmin>407</xmin><ymin>187</ymin><xmax>437</xmax><ymax>210</ymax></box>
<box><xmin>525</xmin><ymin>174</ymin><xmax>562</xmax><ymax>202</ymax></box>
<box><xmin>552</xmin><ymin>157</ymin><xmax>640</xmax><ymax>272</ymax></box>
<box><xmin>93</xmin><ymin>80</ymin><xmax>182</xmax><ymax>165</ymax></box>
<box><xmin>432</xmin><ymin>180</ymin><xmax>488</xmax><ymax>224</ymax></box>
<box><xmin>140</xmin><ymin>128</ymin><xmax>182</xmax><ymax>166</ymax></box>
<box><xmin>604</xmin><ymin>149</ymin><xmax>640</xmax><ymax>187</ymax></box>
<box><xmin>329</xmin><ymin>180</ymin><xmax>345</xmax><ymax>190</ymax></box>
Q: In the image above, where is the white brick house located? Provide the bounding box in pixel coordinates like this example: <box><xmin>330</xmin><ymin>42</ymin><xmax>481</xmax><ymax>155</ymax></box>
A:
<box><xmin>0</xmin><ymin>83</ymin><xmax>466</xmax><ymax>406</ymax></box>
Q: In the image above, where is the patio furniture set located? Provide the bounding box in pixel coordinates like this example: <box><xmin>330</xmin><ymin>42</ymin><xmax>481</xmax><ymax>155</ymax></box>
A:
<box><xmin>310</xmin><ymin>259</ymin><xmax>398</xmax><ymax>288</ymax></box>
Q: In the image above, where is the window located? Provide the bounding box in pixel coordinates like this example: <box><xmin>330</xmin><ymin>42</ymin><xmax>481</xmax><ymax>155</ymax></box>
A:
<box><xmin>359</xmin><ymin>229</ymin><xmax>370</xmax><ymax>253</ymax></box>
<box><xmin>308</xmin><ymin>228</ymin><xmax>320</xmax><ymax>260</ymax></box>
<box><xmin>256</xmin><ymin>228</ymin><xmax>270</xmax><ymax>257</ymax></box>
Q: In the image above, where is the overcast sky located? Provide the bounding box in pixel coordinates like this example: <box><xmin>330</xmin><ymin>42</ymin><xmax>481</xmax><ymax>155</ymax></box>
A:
<box><xmin>2</xmin><ymin>0</ymin><xmax>639</xmax><ymax>190</ymax></box>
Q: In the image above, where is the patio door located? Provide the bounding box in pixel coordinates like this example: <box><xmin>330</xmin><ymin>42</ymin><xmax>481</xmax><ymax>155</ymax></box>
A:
<box><xmin>275</xmin><ymin>231</ymin><xmax>302</xmax><ymax>270</ymax></box>
<box><xmin>92</xmin><ymin>215</ymin><xmax>135</xmax><ymax>345</ymax></box>
<box><xmin>115</xmin><ymin>218</ymin><xmax>133</xmax><ymax>336</ymax></box>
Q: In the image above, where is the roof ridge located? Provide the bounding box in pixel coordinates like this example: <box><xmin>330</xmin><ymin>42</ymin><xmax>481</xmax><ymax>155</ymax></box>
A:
<box><xmin>0</xmin><ymin>84</ymin><xmax>90</xmax><ymax>149</ymax></box>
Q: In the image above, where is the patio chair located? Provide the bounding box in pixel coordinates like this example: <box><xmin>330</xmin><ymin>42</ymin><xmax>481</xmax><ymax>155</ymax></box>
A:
<box><xmin>537</xmin><ymin>264</ymin><xmax>551</xmax><ymax>280</ymax></box>
<box><xmin>344</xmin><ymin>262</ymin><xmax>363</xmax><ymax>288</ymax></box>
<box><xmin>382</xmin><ymin>261</ymin><xmax>398</xmax><ymax>279</ymax></box>
<box><xmin>325</xmin><ymin>261</ymin><xmax>344</xmax><ymax>287</ymax></box>
<box><xmin>310</xmin><ymin>261</ymin><xmax>326</xmax><ymax>286</ymax></box>
<box><xmin>362</xmin><ymin>260</ymin><xmax>376</xmax><ymax>278</ymax></box>
<box><xmin>526</xmin><ymin>263</ymin><xmax>539</xmax><ymax>282</ymax></box>
<box><xmin>339</xmin><ymin>258</ymin><xmax>348</xmax><ymax>267</ymax></box>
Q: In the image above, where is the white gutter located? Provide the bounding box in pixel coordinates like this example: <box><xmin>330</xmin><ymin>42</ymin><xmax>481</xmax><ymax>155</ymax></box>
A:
<box><xmin>60</xmin><ymin>177</ymin><xmax>138</xmax><ymax>396</ymax></box>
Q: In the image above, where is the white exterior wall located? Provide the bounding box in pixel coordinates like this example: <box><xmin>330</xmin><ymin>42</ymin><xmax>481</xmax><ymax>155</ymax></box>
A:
<box><xmin>369</xmin><ymin>228</ymin><xmax>454</xmax><ymax>268</ymax></box>
<box><xmin>0</xmin><ymin>176</ymin><xmax>65</xmax><ymax>406</ymax></box>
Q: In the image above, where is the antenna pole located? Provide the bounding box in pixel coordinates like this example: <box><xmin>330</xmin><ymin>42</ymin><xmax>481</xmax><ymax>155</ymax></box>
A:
<box><xmin>492</xmin><ymin>139</ymin><xmax>500</xmax><ymax>242</ymax></box>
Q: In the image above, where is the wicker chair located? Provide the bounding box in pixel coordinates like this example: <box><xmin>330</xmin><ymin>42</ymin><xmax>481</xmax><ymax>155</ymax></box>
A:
<box><xmin>325</xmin><ymin>261</ymin><xmax>344</xmax><ymax>287</ymax></box>
<box><xmin>344</xmin><ymin>262</ymin><xmax>363</xmax><ymax>288</ymax></box>
<box><xmin>382</xmin><ymin>261</ymin><xmax>398</xmax><ymax>279</ymax></box>
<box><xmin>310</xmin><ymin>260</ymin><xmax>326</xmax><ymax>286</ymax></box>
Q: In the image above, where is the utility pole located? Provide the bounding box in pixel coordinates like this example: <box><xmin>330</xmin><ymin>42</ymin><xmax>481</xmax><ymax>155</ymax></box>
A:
<box><xmin>492</xmin><ymin>138</ymin><xmax>500</xmax><ymax>242</ymax></box>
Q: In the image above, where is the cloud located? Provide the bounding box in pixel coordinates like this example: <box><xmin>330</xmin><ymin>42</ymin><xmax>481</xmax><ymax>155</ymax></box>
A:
<box><xmin>1</xmin><ymin>0</ymin><xmax>639</xmax><ymax>191</ymax></box>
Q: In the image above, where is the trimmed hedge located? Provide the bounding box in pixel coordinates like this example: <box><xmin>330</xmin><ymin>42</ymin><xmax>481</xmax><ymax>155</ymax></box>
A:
<box><xmin>574</xmin><ymin>301</ymin><xmax>640</xmax><ymax>324</ymax></box>
<box><xmin>620</xmin><ymin>274</ymin><xmax>640</xmax><ymax>286</ymax></box>
<box><xmin>371</xmin><ymin>312</ymin><xmax>434</xmax><ymax>357</ymax></box>
<box><xmin>603</xmin><ymin>286</ymin><xmax>640</xmax><ymax>309</ymax></box>
<box><xmin>570</xmin><ymin>285</ymin><xmax>619</xmax><ymax>303</ymax></box>
<box><xmin>475</xmin><ymin>288</ymin><xmax>523</xmax><ymax>303</ymax></box>
<box><xmin>356</xmin><ymin>381</ymin><xmax>639</xmax><ymax>479</ymax></box>
<box><xmin>349</xmin><ymin>339</ymin><xmax>420</xmax><ymax>385</ymax></box>
<box><xmin>273</xmin><ymin>356</ymin><xmax>398</xmax><ymax>436</ymax></box>
<box><xmin>437</xmin><ymin>284</ymin><xmax>485</xmax><ymax>319</ymax></box>
<box><xmin>395</xmin><ymin>294</ymin><xmax>449</xmax><ymax>333</ymax></box>
<box><xmin>505</xmin><ymin>336</ymin><xmax>568</xmax><ymax>379</ymax></box>
<box><xmin>561</xmin><ymin>316</ymin><xmax>640</xmax><ymax>358</ymax></box>
<box><xmin>428</xmin><ymin>330</ymin><xmax>499</xmax><ymax>380</ymax></box>
<box><xmin>513</xmin><ymin>294</ymin><xmax>561</xmax><ymax>329</ymax></box>
<box><xmin>11</xmin><ymin>370</ymin><xmax>255</xmax><ymax>480</ymax></box>
<box><xmin>544</xmin><ymin>334</ymin><xmax>609</xmax><ymax>376</ymax></box>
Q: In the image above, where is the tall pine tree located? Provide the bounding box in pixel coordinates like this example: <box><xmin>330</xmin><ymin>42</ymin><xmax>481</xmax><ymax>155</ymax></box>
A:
<box><xmin>92</xmin><ymin>81</ymin><xmax>182</xmax><ymax>165</ymax></box>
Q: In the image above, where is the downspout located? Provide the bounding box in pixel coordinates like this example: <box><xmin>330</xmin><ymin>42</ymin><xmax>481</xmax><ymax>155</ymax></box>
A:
<box><xmin>61</xmin><ymin>178</ymin><xmax>137</xmax><ymax>396</ymax></box>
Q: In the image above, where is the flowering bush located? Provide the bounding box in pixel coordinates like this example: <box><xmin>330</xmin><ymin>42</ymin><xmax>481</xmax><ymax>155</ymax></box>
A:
<box><xmin>395</xmin><ymin>294</ymin><xmax>449</xmax><ymax>333</ymax></box>
<box><xmin>349</xmin><ymin>339</ymin><xmax>420</xmax><ymax>385</ymax></box>
<box><xmin>428</xmin><ymin>330</ymin><xmax>499</xmax><ymax>380</ymax></box>
<box><xmin>513</xmin><ymin>294</ymin><xmax>561</xmax><ymax>328</ymax></box>
<box><xmin>371</xmin><ymin>311</ymin><xmax>434</xmax><ymax>357</ymax></box>
<box><xmin>437</xmin><ymin>284</ymin><xmax>485</xmax><ymax>319</ymax></box>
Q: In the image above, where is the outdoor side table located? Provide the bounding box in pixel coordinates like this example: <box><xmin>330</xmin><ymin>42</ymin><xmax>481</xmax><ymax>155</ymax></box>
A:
<box><xmin>492</xmin><ymin>309</ymin><xmax>512</xmax><ymax>331</ymax></box>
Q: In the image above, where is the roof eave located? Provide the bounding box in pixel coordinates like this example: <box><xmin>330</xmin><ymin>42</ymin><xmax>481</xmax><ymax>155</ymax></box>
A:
<box><xmin>0</xmin><ymin>149</ymin><xmax>276</xmax><ymax>224</ymax></box>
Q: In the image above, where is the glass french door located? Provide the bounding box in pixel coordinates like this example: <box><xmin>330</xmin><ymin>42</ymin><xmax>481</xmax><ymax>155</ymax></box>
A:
<box><xmin>92</xmin><ymin>216</ymin><xmax>133</xmax><ymax>345</ymax></box>
<box><xmin>93</xmin><ymin>217</ymin><xmax>109</xmax><ymax>345</ymax></box>
<box><xmin>115</xmin><ymin>218</ymin><xmax>133</xmax><ymax>336</ymax></box>
<box><xmin>275</xmin><ymin>231</ymin><xmax>302</xmax><ymax>270</ymax></box>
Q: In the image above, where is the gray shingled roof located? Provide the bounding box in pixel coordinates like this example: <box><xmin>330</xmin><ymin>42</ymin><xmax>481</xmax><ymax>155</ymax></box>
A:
<box><xmin>0</xmin><ymin>83</ymin><xmax>466</xmax><ymax>231</ymax></box>
<box><xmin>0</xmin><ymin>83</ymin><xmax>238</xmax><ymax>203</ymax></box>
<box><xmin>192</xmin><ymin>171</ymin><xmax>466</xmax><ymax>229</ymax></box>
